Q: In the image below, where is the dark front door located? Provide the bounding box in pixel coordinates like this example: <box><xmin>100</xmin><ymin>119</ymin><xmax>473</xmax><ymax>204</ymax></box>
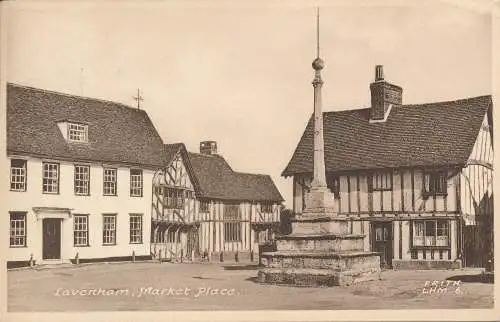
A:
<box><xmin>186</xmin><ymin>226</ymin><xmax>200</xmax><ymax>257</ymax></box>
<box><xmin>372</xmin><ymin>222</ymin><xmax>393</xmax><ymax>268</ymax></box>
<box><xmin>43</xmin><ymin>218</ymin><xmax>61</xmax><ymax>260</ymax></box>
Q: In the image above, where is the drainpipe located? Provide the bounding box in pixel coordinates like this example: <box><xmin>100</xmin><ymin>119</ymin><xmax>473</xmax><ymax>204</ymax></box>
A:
<box><xmin>151</xmin><ymin>170</ymin><xmax>159</xmax><ymax>257</ymax></box>
<box><xmin>249</xmin><ymin>201</ymin><xmax>253</xmax><ymax>261</ymax></box>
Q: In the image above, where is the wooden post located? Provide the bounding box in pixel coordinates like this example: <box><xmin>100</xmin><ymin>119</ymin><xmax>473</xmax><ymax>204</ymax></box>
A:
<box><xmin>75</xmin><ymin>252</ymin><xmax>80</xmax><ymax>265</ymax></box>
<box><xmin>158</xmin><ymin>249</ymin><xmax>162</xmax><ymax>263</ymax></box>
<box><xmin>220</xmin><ymin>251</ymin><xmax>224</xmax><ymax>262</ymax></box>
<box><xmin>235</xmin><ymin>250</ymin><xmax>239</xmax><ymax>263</ymax></box>
<box><xmin>29</xmin><ymin>253</ymin><xmax>34</xmax><ymax>268</ymax></box>
<box><xmin>132</xmin><ymin>250</ymin><xmax>136</xmax><ymax>263</ymax></box>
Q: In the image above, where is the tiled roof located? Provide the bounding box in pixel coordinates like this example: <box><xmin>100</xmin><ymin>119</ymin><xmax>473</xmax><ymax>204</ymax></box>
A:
<box><xmin>187</xmin><ymin>152</ymin><xmax>284</xmax><ymax>202</ymax></box>
<box><xmin>6</xmin><ymin>83</ymin><xmax>283</xmax><ymax>202</ymax></box>
<box><xmin>163</xmin><ymin>143</ymin><xmax>185</xmax><ymax>165</ymax></box>
<box><xmin>7</xmin><ymin>83</ymin><xmax>165</xmax><ymax>168</ymax></box>
<box><xmin>161</xmin><ymin>143</ymin><xmax>283</xmax><ymax>202</ymax></box>
<box><xmin>282</xmin><ymin>95</ymin><xmax>492</xmax><ymax>177</ymax></box>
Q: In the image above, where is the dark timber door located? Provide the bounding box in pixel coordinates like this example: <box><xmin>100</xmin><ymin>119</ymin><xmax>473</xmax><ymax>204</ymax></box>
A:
<box><xmin>186</xmin><ymin>226</ymin><xmax>200</xmax><ymax>257</ymax></box>
<box><xmin>372</xmin><ymin>222</ymin><xmax>393</xmax><ymax>268</ymax></box>
<box><xmin>43</xmin><ymin>218</ymin><xmax>61</xmax><ymax>260</ymax></box>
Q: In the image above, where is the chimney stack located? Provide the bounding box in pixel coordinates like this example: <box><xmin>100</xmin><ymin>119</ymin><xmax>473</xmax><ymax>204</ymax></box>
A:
<box><xmin>369</xmin><ymin>65</ymin><xmax>402</xmax><ymax>122</ymax></box>
<box><xmin>375</xmin><ymin>65</ymin><xmax>384</xmax><ymax>81</ymax></box>
<box><xmin>200</xmin><ymin>141</ymin><xmax>217</xmax><ymax>155</ymax></box>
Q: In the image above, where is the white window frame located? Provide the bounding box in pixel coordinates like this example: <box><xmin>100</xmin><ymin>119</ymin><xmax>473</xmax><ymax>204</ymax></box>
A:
<box><xmin>423</xmin><ymin>171</ymin><xmax>447</xmax><ymax>196</ymax></box>
<box><xmin>412</xmin><ymin>220</ymin><xmax>449</xmax><ymax>247</ymax></box>
<box><xmin>10</xmin><ymin>159</ymin><xmax>27</xmax><ymax>192</ymax></box>
<box><xmin>73</xmin><ymin>215</ymin><xmax>89</xmax><ymax>247</ymax></box>
<box><xmin>373</xmin><ymin>171</ymin><xmax>392</xmax><ymax>191</ymax></box>
<box><xmin>68</xmin><ymin>122</ymin><xmax>88</xmax><ymax>143</ymax></box>
<box><xmin>258</xmin><ymin>230</ymin><xmax>273</xmax><ymax>244</ymax></box>
<box><xmin>165</xmin><ymin>188</ymin><xmax>184</xmax><ymax>209</ymax></box>
<box><xmin>103</xmin><ymin>168</ymin><xmax>117</xmax><ymax>196</ymax></box>
<box><xmin>199</xmin><ymin>200</ymin><xmax>210</xmax><ymax>213</ymax></box>
<box><xmin>223</xmin><ymin>204</ymin><xmax>242</xmax><ymax>242</ymax></box>
<box><xmin>260</xmin><ymin>202</ymin><xmax>274</xmax><ymax>213</ymax></box>
<box><xmin>42</xmin><ymin>162</ymin><xmax>59</xmax><ymax>194</ymax></box>
<box><xmin>10</xmin><ymin>212</ymin><xmax>27</xmax><ymax>247</ymax></box>
<box><xmin>102</xmin><ymin>214</ymin><xmax>117</xmax><ymax>245</ymax></box>
<box><xmin>129</xmin><ymin>214</ymin><xmax>143</xmax><ymax>244</ymax></box>
<box><xmin>74</xmin><ymin>165</ymin><xmax>90</xmax><ymax>196</ymax></box>
<box><xmin>130</xmin><ymin>169</ymin><xmax>143</xmax><ymax>197</ymax></box>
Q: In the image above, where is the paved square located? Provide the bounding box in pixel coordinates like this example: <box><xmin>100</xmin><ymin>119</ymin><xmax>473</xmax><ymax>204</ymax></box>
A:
<box><xmin>7</xmin><ymin>262</ymin><xmax>494</xmax><ymax>311</ymax></box>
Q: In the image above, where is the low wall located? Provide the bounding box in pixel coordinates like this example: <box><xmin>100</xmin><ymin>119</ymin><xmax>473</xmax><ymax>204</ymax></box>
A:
<box><xmin>392</xmin><ymin>259</ymin><xmax>462</xmax><ymax>270</ymax></box>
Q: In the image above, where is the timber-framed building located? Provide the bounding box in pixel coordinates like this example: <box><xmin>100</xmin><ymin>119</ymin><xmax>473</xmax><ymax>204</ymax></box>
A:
<box><xmin>283</xmin><ymin>66</ymin><xmax>493</xmax><ymax>269</ymax></box>
<box><xmin>6</xmin><ymin>83</ymin><xmax>283</xmax><ymax>267</ymax></box>
<box><xmin>151</xmin><ymin>141</ymin><xmax>283</xmax><ymax>261</ymax></box>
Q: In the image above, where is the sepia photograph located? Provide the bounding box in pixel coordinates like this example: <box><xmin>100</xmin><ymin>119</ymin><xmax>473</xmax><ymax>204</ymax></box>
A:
<box><xmin>1</xmin><ymin>0</ymin><xmax>498</xmax><ymax>321</ymax></box>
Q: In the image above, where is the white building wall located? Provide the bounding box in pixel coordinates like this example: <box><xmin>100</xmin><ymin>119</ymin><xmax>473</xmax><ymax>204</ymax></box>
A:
<box><xmin>6</xmin><ymin>156</ymin><xmax>155</xmax><ymax>263</ymax></box>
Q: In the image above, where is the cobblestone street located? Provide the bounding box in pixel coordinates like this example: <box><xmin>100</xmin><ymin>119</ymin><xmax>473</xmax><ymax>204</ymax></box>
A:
<box><xmin>7</xmin><ymin>262</ymin><xmax>494</xmax><ymax>311</ymax></box>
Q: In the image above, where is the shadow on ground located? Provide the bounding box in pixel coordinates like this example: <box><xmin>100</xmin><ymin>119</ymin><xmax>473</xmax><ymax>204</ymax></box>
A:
<box><xmin>222</xmin><ymin>264</ymin><xmax>260</xmax><ymax>271</ymax></box>
<box><xmin>245</xmin><ymin>276</ymin><xmax>259</xmax><ymax>283</ymax></box>
<box><xmin>446</xmin><ymin>273</ymin><xmax>494</xmax><ymax>284</ymax></box>
<box><xmin>191</xmin><ymin>275</ymin><xmax>223</xmax><ymax>280</ymax></box>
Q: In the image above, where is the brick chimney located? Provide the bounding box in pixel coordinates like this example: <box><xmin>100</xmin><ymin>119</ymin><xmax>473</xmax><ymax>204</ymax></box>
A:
<box><xmin>369</xmin><ymin>65</ymin><xmax>402</xmax><ymax>122</ymax></box>
<box><xmin>200</xmin><ymin>141</ymin><xmax>217</xmax><ymax>155</ymax></box>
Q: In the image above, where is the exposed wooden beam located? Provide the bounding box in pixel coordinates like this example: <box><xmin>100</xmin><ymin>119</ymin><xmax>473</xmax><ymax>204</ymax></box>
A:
<box><xmin>356</xmin><ymin>174</ymin><xmax>361</xmax><ymax>213</ymax></box>
<box><xmin>466</xmin><ymin>159</ymin><xmax>493</xmax><ymax>171</ymax></box>
<box><xmin>347</xmin><ymin>175</ymin><xmax>351</xmax><ymax>213</ymax></box>
<box><xmin>411</xmin><ymin>169</ymin><xmax>415</xmax><ymax>212</ymax></box>
<box><xmin>390</xmin><ymin>171</ymin><xmax>394</xmax><ymax>212</ymax></box>
<box><xmin>400</xmin><ymin>170</ymin><xmax>405</xmax><ymax>212</ymax></box>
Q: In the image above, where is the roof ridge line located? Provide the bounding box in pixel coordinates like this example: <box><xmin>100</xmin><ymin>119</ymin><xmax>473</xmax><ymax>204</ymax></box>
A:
<box><xmin>322</xmin><ymin>94</ymin><xmax>492</xmax><ymax>114</ymax></box>
<box><xmin>7</xmin><ymin>82</ymin><xmax>143</xmax><ymax>113</ymax></box>
<box><xmin>233</xmin><ymin>171</ymin><xmax>272</xmax><ymax>178</ymax></box>
<box><xmin>164</xmin><ymin>142</ymin><xmax>184</xmax><ymax>147</ymax></box>
<box><xmin>400</xmin><ymin>95</ymin><xmax>492</xmax><ymax>107</ymax></box>
<box><xmin>187</xmin><ymin>151</ymin><xmax>221</xmax><ymax>157</ymax></box>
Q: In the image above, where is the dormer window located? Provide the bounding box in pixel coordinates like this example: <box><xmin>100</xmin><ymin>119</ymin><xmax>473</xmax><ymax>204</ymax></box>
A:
<box><xmin>68</xmin><ymin>123</ymin><xmax>88</xmax><ymax>143</ymax></box>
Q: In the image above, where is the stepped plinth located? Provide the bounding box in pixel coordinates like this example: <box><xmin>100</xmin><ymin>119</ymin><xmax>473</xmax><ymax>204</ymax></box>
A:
<box><xmin>257</xmin><ymin>188</ymin><xmax>381</xmax><ymax>287</ymax></box>
<box><xmin>261</xmin><ymin>14</ymin><xmax>382</xmax><ymax>286</ymax></box>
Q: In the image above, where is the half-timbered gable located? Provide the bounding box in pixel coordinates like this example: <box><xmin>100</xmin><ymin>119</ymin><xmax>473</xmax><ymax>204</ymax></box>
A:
<box><xmin>461</xmin><ymin>113</ymin><xmax>494</xmax><ymax>221</ymax></box>
<box><xmin>6</xmin><ymin>83</ymin><xmax>283</xmax><ymax>267</ymax></box>
<box><xmin>283</xmin><ymin>66</ymin><xmax>493</xmax><ymax>269</ymax></box>
<box><xmin>460</xmin><ymin>112</ymin><xmax>494</xmax><ymax>267</ymax></box>
<box><xmin>151</xmin><ymin>141</ymin><xmax>283</xmax><ymax>262</ymax></box>
<box><xmin>152</xmin><ymin>147</ymin><xmax>196</xmax><ymax>223</ymax></box>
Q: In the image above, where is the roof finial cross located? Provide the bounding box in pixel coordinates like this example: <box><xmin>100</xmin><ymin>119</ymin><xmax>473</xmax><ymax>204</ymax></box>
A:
<box><xmin>133</xmin><ymin>88</ymin><xmax>144</xmax><ymax>109</ymax></box>
<box><xmin>80</xmin><ymin>67</ymin><xmax>85</xmax><ymax>95</ymax></box>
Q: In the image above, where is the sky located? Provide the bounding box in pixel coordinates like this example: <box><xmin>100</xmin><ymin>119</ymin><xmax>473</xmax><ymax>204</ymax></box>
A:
<box><xmin>5</xmin><ymin>0</ymin><xmax>493</xmax><ymax>207</ymax></box>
